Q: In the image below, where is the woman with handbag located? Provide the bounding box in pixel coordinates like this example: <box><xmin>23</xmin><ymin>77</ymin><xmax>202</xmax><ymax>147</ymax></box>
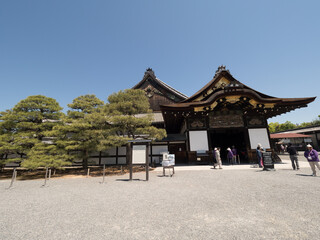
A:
<box><xmin>304</xmin><ymin>144</ymin><xmax>320</xmax><ymax>177</ymax></box>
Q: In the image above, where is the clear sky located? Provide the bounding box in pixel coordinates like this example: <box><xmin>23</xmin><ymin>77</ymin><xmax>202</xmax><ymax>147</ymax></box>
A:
<box><xmin>1</xmin><ymin>0</ymin><xmax>319</xmax><ymax>124</ymax></box>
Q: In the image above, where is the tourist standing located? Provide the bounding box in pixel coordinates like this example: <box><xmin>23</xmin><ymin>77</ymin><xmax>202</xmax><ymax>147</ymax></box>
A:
<box><xmin>256</xmin><ymin>144</ymin><xmax>263</xmax><ymax>168</ymax></box>
<box><xmin>231</xmin><ymin>146</ymin><xmax>237</xmax><ymax>164</ymax></box>
<box><xmin>280</xmin><ymin>144</ymin><xmax>285</xmax><ymax>154</ymax></box>
<box><xmin>287</xmin><ymin>143</ymin><xmax>299</xmax><ymax>170</ymax></box>
<box><xmin>227</xmin><ymin>147</ymin><xmax>234</xmax><ymax>165</ymax></box>
<box><xmin>214</xmin><ymin>147</ymin><xmax>222</xmax><ymax>169</ymax></box>
<box><xmin>304</xmin><ymin>144</ymin><xmax>320</xmax><ymax>176</ymax></box>
<box><xmin>210</xmin><ymin>148</ymin><xmax>217</xmax><ymax>169</ymax></box>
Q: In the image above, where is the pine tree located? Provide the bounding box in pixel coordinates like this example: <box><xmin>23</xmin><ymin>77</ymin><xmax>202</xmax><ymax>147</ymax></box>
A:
<box><xmin>52</xmin><ymin>94</ymin><xmax>107</xmax><ymax>169</ymax></box>
<box><xmin>0</xmin><ymin>95</ymin><xmax>70</xmax><ymax>169</ymax></box>
<box><xmin>0</xmin><ymin>110</ymin><xmax>18</xmax><ymax>169</ymax></box>
<box><xmin>23</xmin><ymin>142</ymin><xmax>72</xmax><ymax>170</ymax></box>
<box><xmin>105</xmin><ymin>89</ymin><xmax>167</xmax><ymax>140</ymax></box>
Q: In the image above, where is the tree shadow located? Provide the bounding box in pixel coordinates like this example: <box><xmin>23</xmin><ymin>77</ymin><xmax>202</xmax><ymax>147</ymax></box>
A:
<box><xmin>296</xmin><ymin>174</ymin><xmax>314</xmax><ymax>177</ymax></box>
<box><xmin>116</xmin><ymin>178</ymin><xmax>147</xmax><ymax>182</ymax></box>
<box><xmin>157</xmin><ymin>174</ymin><xmax>173</xmax><ymax>178</ymax></box>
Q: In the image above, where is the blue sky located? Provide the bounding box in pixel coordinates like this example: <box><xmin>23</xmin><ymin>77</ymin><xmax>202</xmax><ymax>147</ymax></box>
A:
<box><xmin>1</xmin><ymin>0</ymin><xmax>319</xmax><ymax>124</ymax></box>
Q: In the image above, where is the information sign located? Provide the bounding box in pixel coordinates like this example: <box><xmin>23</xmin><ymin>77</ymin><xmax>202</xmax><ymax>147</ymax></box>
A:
<box><xmin>262</xmin><ymin>152</ymin><xmax>274</xmax><ymax>170</ymax></box>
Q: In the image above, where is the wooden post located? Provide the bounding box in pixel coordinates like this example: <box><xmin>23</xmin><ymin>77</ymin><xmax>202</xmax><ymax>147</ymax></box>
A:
<box><xmin>14</xmin><ymin>168</ymin><xmax>17</xmax><ymax>181</ymax></box>
<box><xmin>146</xmin><ymin>142</ymin><xmax>149</xmax><ymax>181</ymax></box>
<box><xmin>42</xmin><ymin>167</ymin><xmax>48</xmax><ymax>187</ymax></box>
<box><xmin>102</xmin><ymin>164</ymin><xmax>106</xmax><ymax>183</ymax></box>
<box><xmin>121</xmin><ymin>165</ymin><xmax>123</xmax><ymax>175</ymax></box>
<box><xmin>87</xmin><ymin>168</ymin><xmax>90</xmax><ymax>178</ymax></box>
<box><xmin>7</xmin><ymin>168</ymin><xmax>17</xmax><ymax>189</ymax></box>
<box><xmin>129</xmin><ymin>143</ymin><xmax>133</xmax><ymax>181</ymax></box>
<box><xmin>48</xmin><ymin>168</ymin><xmax>52</xmax><ymax>181</ymax></box>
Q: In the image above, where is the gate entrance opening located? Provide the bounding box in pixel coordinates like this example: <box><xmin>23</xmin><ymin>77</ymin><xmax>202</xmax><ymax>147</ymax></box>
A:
<box><xmin>209</xmin><ymin>128</ymin><xmax>248</xmax><ymax>164</ymax></box>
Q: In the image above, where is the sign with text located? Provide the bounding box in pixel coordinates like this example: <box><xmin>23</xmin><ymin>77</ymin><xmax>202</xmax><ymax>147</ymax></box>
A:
<box><xmin>132</xmin><ymin>145</ymin><xmax>147</xmax><ymax>165</ymax></box>
<box><xmin>162</xmin><ymin>154</ymin><xmax>175</xmax><ymax>166</ymax></box>
<box><xmin>262</xmin><ymin>152</ymin><xmax>274</xmax><ymax>169</ymax></box>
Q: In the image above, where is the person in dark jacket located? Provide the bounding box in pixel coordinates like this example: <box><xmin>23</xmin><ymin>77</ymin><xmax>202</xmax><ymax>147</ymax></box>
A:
<box><xmin>256</xmin><ymin>144</ymin><xmax>263</xmax><ymax>168</ymax></box>
<box><xmin>287</xmin><ymin>143</ymin><xmax>299</xmax><ymax>170</ymax></box>
<box><xmin>304</xmin><ymin>144</ymin><xmax>320</xmax><ymax>177</ymax></box>
<box><xmin>231</xmin><ymin>146</ymin><xmax>237</xmax><ymax>164</ymax></box>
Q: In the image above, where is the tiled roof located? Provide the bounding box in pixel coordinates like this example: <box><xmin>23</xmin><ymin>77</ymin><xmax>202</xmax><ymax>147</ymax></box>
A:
<box><xmin>270</xmin><ymin>133</ymin><xmax>312</xmax><ymax>139</ymax></box>
<box><xmin>156</xmin><ymin>78</ymin><xmax>188</xmax><ymax>99</ymax></box>
<box><xmin>134</xmin><ymin>112</ymin><xmax>164</xmax><ymax>123</ymax></box>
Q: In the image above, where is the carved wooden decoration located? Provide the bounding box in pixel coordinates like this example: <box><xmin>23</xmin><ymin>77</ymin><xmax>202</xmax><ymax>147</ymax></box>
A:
<box><xmin>209</xmin><ymin>114</ymin><xmax>244</xmax><ymax>128</ymax></box>
<box><xmin>188</xmin><ymin>118</ymin><xmax>207</xmax><ymax>129</ymax></box>
<box><xmin>246</xmin><ymin>116</ymin><xmax>266</xmax><ymax>127</ymax></box>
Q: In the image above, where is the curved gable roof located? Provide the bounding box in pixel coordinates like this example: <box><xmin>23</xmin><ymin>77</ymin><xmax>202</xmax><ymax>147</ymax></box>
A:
<box><xmin>183</xmin><ymin>66</ymin><xmax>274</xmax><ymax>103</ymax></box>
<box><xmin>160</xmin><ymin>66</ymin><xmax>316</xmax><ymax>119</ymax></box>
<box><xmin>133</xmin><ymin>68</ymin><xmax>187</xmax><ymax>101</ymax></box>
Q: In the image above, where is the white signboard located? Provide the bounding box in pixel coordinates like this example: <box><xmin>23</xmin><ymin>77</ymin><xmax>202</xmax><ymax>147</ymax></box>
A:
<box><xmin>189</xmin><ymin>130</ymin><xmax>209</xmax><ymax>152</ymax></box>
<box><xmin>132</xmin><ymin>145</ymin><xmax>147</xmax><ymax>164</ymax></box>
<box><xmin>248</xmin><ymin>128</ymin><xmax>270</xmax><ymax>149</ymax></box>
<box><xmin>162</xmin><ymin>154</ymin><xmax>175</xmax><ymax>166</ymax></box>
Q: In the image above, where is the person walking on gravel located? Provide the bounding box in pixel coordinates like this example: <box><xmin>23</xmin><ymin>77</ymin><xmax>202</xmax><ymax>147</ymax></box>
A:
<box><xmin>287</xmin><ymin>143</ymin><xmax>299</xmax><ymax>170</ymax></box>
<box><xmin>304</xmin><ymin>144</ymin><xmax>320</xmax><ymax>176</ymax></box>
<box><xmin>214</xmin><ymin>147</ymin><xmax>222</xmax><ymax>169</ymax></box>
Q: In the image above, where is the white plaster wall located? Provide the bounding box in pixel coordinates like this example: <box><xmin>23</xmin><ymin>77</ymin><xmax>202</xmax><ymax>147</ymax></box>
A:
<box><xmin>152</xmin><ymin>145</ymin><xmax>168</xmax><ymax>154</ymax></box>
<box><xmin>101</xmin><ymin>157</ymin><xmax>117</xmax><ymax>165</ymax></box>
<box><xmin>189</xmin><ymin>130</ymin><xmax>209</xmax><ymax>151</ymax></box>
<box><xmin>248</xmin><ymin>128</ymin><xmax>270</xmax><ymax>149</ymax></box>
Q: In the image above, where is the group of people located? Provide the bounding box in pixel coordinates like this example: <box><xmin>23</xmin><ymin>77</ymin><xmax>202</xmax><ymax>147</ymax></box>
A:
<box><xmin>287</xmin><ymin>143</ymin><xmax>320</xmax><ymax>176</ymax></box>
<box><xmin>211</xmin><ymin>143</ymin><xmax>320</xmax><ymax>176</ymax></box>
<box><xmin>211</xmin><ymin>146</ymin><xmax>238</xmax><ymax>169</ymax></box>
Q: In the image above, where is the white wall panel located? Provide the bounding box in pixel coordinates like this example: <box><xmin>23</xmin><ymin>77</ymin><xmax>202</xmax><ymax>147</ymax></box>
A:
<box><xmin>118</xmin><ymin>157</ymin><xmax>126</xmax><ymax>164</ymax></box>
<box><xmin>101</xmin><ymin>157</ymin><xmax>116</xmax><ymax>165</ymax></box>
<box><xmin>248</xmin><ymin>128</ymin><xmax>270</xmax><ymax>149</ymax></box>
<box><xmin>88</xmin><ymin>158</ymin><xmax>99</xmax><ymax>165</ymax></box>
<box><xmin>118</xmin><ymin>147</ymin><xmax>126</xmax><ymax>155</ymax></box>
<box><xmin>189</xmin><ymin>131</ymin><xmax>209</xmax><ymax>152</ymax></box>
<box><xmin>152</xmin><ymin>156</ymin><xmax>160</xmax><ymax>164</ymax></box>
<box><xmin>89</xmin><ymin>152</ymin><xmax>100</xmax><ymax>157</ymax></box>
<box><xmin>152</xmin><ymin>145</ymin><xmax>168</xmax><ymax>154</ymax></box>
<box><xmin>105</xmin><ymin>148</ymin><xmax>117</xmax><ymax>155</ymax></box>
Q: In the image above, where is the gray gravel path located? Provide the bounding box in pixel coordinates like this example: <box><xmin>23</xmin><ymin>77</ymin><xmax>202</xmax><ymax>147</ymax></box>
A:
<box><xmin>1</xmin><ymin>158</ymin><xmax>320</xmax><ymax>240</ymax></box>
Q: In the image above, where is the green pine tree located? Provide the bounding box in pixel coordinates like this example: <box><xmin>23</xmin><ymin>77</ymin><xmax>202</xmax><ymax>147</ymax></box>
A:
<box><xmin>52</xmin><ymin>94</ymin><xmax>108</xmax><ymax>169</ymax></box>
<box><xmin>104</xmin><ymin>89</ymin><xmax>167</xmax><ymax>140</ymax></box>
<box><xmin>0</xmin><ymin>95</ymin><xmax>70</xmax><ymax>169</ymax></box>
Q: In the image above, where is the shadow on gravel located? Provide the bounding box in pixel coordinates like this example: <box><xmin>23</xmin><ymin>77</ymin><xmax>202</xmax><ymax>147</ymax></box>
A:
<box><xmin>296</xmin><ymin>174</ymin><xmax>313</xmax><ymax>177</ymax></box>
<box><xmin>157</xmin><ymin>175</ymin><xmax>173</xmax><ymax>178</ymax></box>
<box><xmin>116</xmin><ymin>179</ymin><xmax>147</xmax><ymax>182</ymax></box>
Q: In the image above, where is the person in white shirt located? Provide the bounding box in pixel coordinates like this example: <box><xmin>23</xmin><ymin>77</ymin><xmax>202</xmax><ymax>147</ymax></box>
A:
<box><xmin>214</xmin><ymin>147</ymin><xmax>222</xmax><ymax>169</ymax></box>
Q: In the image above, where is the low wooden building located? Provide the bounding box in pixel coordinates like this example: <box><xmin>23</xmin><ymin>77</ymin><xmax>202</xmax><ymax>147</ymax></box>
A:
<box><xmin>272</xmin><ymin>125</ymin><xmax>320</xmax><ymax>151</ymax></box>
<box><xmin>133</xmin><ymin>66</ymin><xmax>315</xmax><ymax>164</ymax></box>
<box><xmin>76</xmin><ymin>66</ymin><xmax>315</xmax><ymax>166</ymax></box>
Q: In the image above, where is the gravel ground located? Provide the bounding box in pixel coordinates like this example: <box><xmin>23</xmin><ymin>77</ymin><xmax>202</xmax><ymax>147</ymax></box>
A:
<box><xmin>1</xmin><ymin>155</ymin><xmax>320</xmax><ymax>240</ymax></box>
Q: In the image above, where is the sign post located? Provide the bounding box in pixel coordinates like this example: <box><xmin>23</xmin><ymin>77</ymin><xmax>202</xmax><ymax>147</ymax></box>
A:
<box><xmin>262</xmin><ymin>152</ymin><xmax>274</xmax><ymax>171</ymax></box>
<box><xmin>162</xmin><ymin>153</ymin><xmax>175</xmax><ymax>177</ymax></box>
<box><xmin>128</xmin><ymin>139</ymin><xmax>151</xmax><ymax>181</ymax></box>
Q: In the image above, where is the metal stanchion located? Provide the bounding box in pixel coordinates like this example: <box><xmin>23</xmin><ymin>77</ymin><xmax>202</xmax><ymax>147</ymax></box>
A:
<box><xmin>7</xmin><ymin>168</ymin><xmax>17</xmax><ymax>189</ymax></box>
<box><xmin>100</xmin><ymin>164</ymin><xmax>106</xmax><ymax>184</ymax></box>
<box><xmin>42</xmin><ymin>167</ymin><xmax>49</xmax><ymax>187</ymax></box>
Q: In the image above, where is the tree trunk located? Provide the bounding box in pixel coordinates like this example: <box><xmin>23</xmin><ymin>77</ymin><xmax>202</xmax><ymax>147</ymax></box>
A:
<box><xmin>83</xmin><ymin>149</ymin><xmax>89</xmax><ymax>170</ymax></box>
